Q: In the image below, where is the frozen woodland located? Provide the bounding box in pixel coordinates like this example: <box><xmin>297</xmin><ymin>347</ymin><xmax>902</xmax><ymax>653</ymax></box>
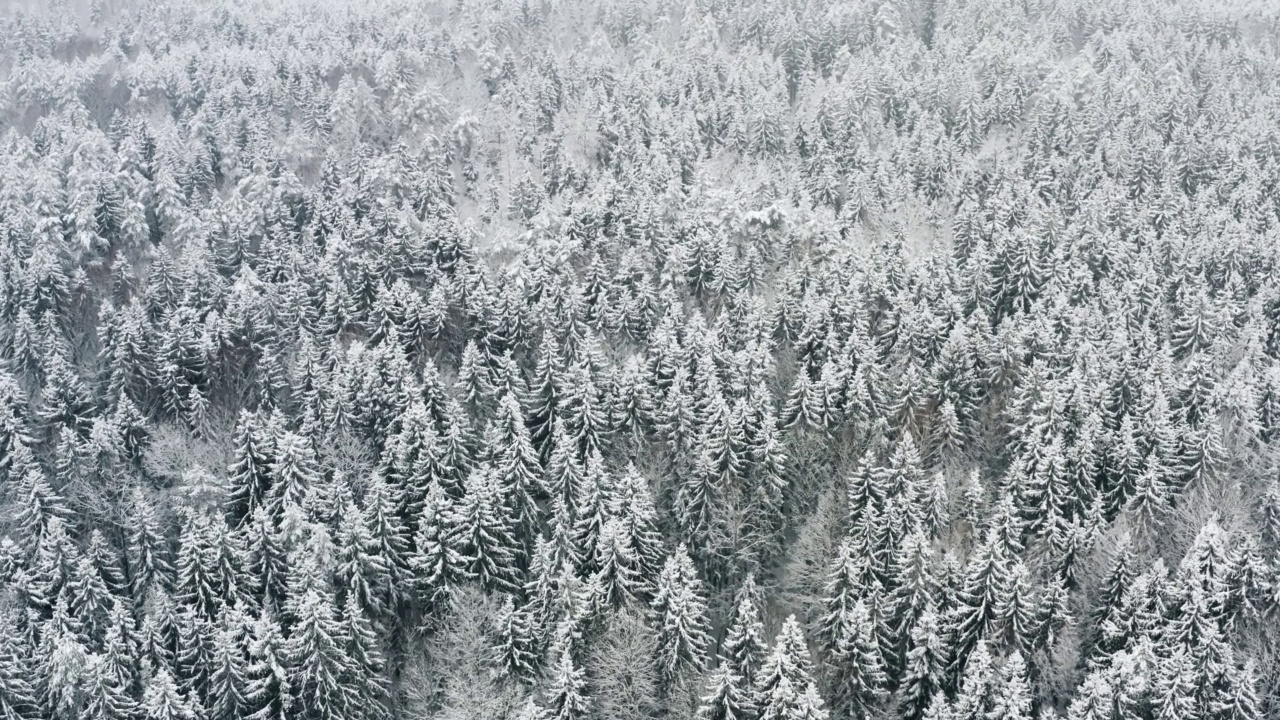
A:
<box><xmin>3</xmin><ymin>0</ymin><xmax>1280</xmax><ymax>718</ymax></box>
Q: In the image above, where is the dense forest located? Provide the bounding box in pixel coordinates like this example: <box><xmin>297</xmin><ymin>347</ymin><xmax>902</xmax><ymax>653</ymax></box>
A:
<box><xmin>2</xmin><ymin>0</ymin><xmax>1280</xmax><ymax>718</ymax></box>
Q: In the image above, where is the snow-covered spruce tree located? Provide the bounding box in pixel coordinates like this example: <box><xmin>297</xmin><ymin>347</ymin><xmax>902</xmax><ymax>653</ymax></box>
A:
<box><xmin>753</xmin><ymin>617</ymin><xmax>827</xmax><ymax>720</ymax></box>
<box><xmin>650</xmin><ymin>544</ymin><xmax>712</xmax><ymax>683</ymax></box>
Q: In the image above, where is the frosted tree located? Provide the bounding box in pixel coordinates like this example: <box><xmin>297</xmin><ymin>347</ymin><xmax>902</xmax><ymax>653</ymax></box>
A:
<box><xmin>722</xmin><ymin>574</ymin><xmax>770</xmax><ymax>687</ymax></box>
<box><xmin>227</xmin><ymin>410</ymin><xmax>275</xmax><ymax>524</ymax></box>
<box><xmin>825</xmin><ymin>598</ymin><xmax>887</xmax><ymax>719</ymax></box>
<box><xmin>0</xmin><ymin>610</ymin><xmax>38</xmax><ymax>720</ymax></box>
<box><xmin>541</xmin><ymin>645</ymin><xmax>589</xmax><ymax>720</ymax></box>
<box><xmin>697</xmin><ymin>663</ymin><xmax>751</xmax><ymax>720</ymax></box>
<box><xmin>267</xmin><ymin>431</ymin><xmax>320</xmax><ymax>521</ymax></box>
<box><xmin>450</xmin><ymin>464</ymin><xmax>520</xmax><ymax>594</ymax></box>
<box><xmin>409</xmin><ymin>482</ymin><xmax>464</xmax><ymax>607</ymax></box>
<box><xmin>141</xmin><ymin>668</ymin><xmax>196</xmax><ymax>720</ymax></box>
<box><xmin>651</xmin><ymin>544</ymin><xmax>711</xmax><ymax>681</ymax></box>
<box><xmin>593</xmin><ymin>518</ymin><xmax>643</xmax><ymax>607</ymax></box>
<box><xmin>283</xmin><ymin>580</ymin><xmax>351</xmax><ymax>720</ymax></box>
<box><xmin>754</xmin><ymin>617</ymin><xmax>826</xmax><ymax>720</ymax></box>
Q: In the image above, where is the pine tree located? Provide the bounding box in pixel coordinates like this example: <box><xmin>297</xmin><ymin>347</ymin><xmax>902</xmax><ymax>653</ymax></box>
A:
<box><xmin>176</xmin><ymin>511</ymin><xmax>223</xmax><ymax>620</ymax></box>
<box><xmin>243</xmin><ymin>610</ymin><xmax>291</xmax><ymax>720</ymax></box>
<box><xmin>825</xmin><ymin>599</ymin><xmax>887</xmax><ymax>720</ymax></box>
<box><xmin>175</xmin><ymin>605</ymin><xmax>216</xmax><ymax>704</ymax></box>
<box><xmin>284</xmin><ymin>581</ymin><xmax>351</xmax><ymax>720</ymax></box>
<box><xmin>438</xmin><ymin>399</ymin><xmax>474</xmax><ymax>496</ymax></box>
<box><xmin>1211</xmin><ymin>660</ymin><xmax>1261</xmax><ymax>720</ymax></box>
<box><xmin>593</xmin><ymin>518</ymin><xmax>642</xmax><ymax>607</ymax></box>
<box><xmin>0</xmin><ymin>609</ymin><xmax>38</xmax><ymax>720</ymax></box>
<box><xmin>12</xmin><ymin>462</ymin><xmax>70</xmax><ymax>558</ymax></box>
<box><xmin>450</xmin><ymin>464</ymin><xmax>520</xmax><ymax>594</ymax></box>
<box><xmin>989</xmin><ymin>652</ymin><xmax>1033</xmax><ymax>720</ymax></box>
<box><xmin>206</xmin><ymin>611</ymin><xmax>250</xmax><ymax>720</ymax></box>
<box><xmin>949</xmin><ymin>640</ymin><xmax>997</xmax><ymax>720</ymax></box>
<box><xmin>493</xmin><ymin>596</ymin><xmax>540</xmax><ymax>683</ymax></box>
<box><xmin>697</xmin><ymin>663</ymin><xmax>751</xmax><ymax>720</ymax></box>
<box><xmin>333</xmin><ymin>497</ymin><xmax>384</xmax><ymax>622</ymax></box>
<box><xmin>39</xmin><ymin>612</ymin><xmax>90</xmax><ymax>720</ymax></box>
<box><xmin>384</xmin><ymin>399</ymin><xmax>445</xmax><ymax>526</ymax></box>
<box><xmin>267</xmin><ymin>431</ymin><xmax>320</xmax><ymax>521</ymax></box>
<box><xmin>490</xmin><ymin>392</ymin><xmax>546</xmax><ymax>538</ymax></box>
<box><xmin>541</xmin><ymin>645</ymin><xmax>589</xmax><ymax>720</ymax></box>
<box><xmin>409</xmin><ymin>482</ymin><xmax>464</xmax><ymax>607</ymax></box>
<box><xmin>66</xmin><ymin>555</ymin><xmax>113</xmax><ymax>645</ymax></box>
<box><xmin>528</xmin><ymin>335</ymin><xmax>563</xmax><ymax>460</ymax></box>
<box><xmin>675</xmin><ymin>448</ymin><xmax>717</xmax><ymax>545</ymax></box>
<box><xmin>240</xmin><ymin>507</ymin><xmax>287</xmax><ymax>608</ymax></box>
<box><xmin>141</xmin><ymin>667</ymin><xmax>196</xmax><ymax>720</ymax></box>
<box><xmin>81</xmin><ymin>653</ymin><xmax>137</xmax><ymax>720</ymax></box>
<box><xmin>1152</xmin><ymin>648</ymin><xmax>1198</xmax><ymax>720</ymax></box>
<box><xmin>337</xmin><ymin>595</ymin><xmax>389</xmax><ymax>720</ymax></box>
<box><xmin>558</xmin><ymin>361</ymin><xmax>608</xmax><ymax>457</ymax></box>
<box><xmin>360</xmin><ymin>475</ymin><xmax>410</xmax><ymax>623</ymax></box>
<box><xmin>128</xmin><ymin>490</ymin><xmax>173</xmax><ymax>602</ymax></box>
<box><xmin>608</xmin><ymin>464</ymin><xmax>665</xmax><ymax>580</ymax></box>
<box><xmin>891</xmin><ymin>530</ymin><xmax>937</xmax><ymax>641</ymax></box>
<box><xmin>457</xmin><ymin>339</ymin><xmax>493</xmax><ymax>408</ymax></box>
<box><xmin>138</xmin><ymin>590</ymin><xmax>179</xmax><ymax>678</ymax></box>
<box><xmin>1089</xmin><ymin>536</ymin><xmax>1136</xmax><ymax>658</ymax></box>
<box><xmin>820</xmin><ymin>538</ymin><xmax>872</xmax><ymax>655</ymax></box>
<box><xmin>0</xmin><ymin>373</ymin><xmax>36</xmax><ymax>487</ymax></box>
<box><xmin>948</xmin><ymin>527</ymin><xmax>1016</xmax><ymax>671</ymax></box>
<box><xmin>39</xmin><ymin>352</ymin><xmax>95</xmax><ymax>434</ymax></box>
<box><xmin>754</xmin><ymin>617</ymin><xmax>826</xmax><ymax>720</ymax></box>
<box><xmin>899</xmin><ymin>609</ymin><xmax>946</xmax><ymax>720</ymax></box>
<box><xmin>651</xmin><ymin>544</ymin><xmax>711</xmax><ymax>681</ymax></box>
<box><xmin>722</xmin><ymin>574</ymin><xmax>769</xmax><ymax>687</ymax></box>
<box><xmin>227</xmin><ymin>410</ymin><xmax>275</xmax><ymax>525</ymax></box>
<box><xmin>998</xmin><ymin>561</ymin><xmax>1040</xmax><ymax>654</ymax></box>
<box><xmin>1066</xmin><ymin>671</ymin><xmax>1115</xmax><ymax>720</ymax></box>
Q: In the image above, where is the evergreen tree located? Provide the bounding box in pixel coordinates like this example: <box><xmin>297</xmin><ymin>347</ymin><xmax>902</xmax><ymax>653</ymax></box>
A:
<box><xmin>541</xmin><ymin>645</ymin><xmax>589</xmax><ymax>720</ymax></box>
<box><xmin>39</xmin><ymin>609</ymin><xmax>90</xmax><ymax>720</ymax></box>
<box><xmin>240</xmin><ymin>507</ymin><xmax>287</xmax><ymax>608</ymax></box>
<box><xmin>651</xmin><ymin>544</ymin><xmax>711</xmax><ymax>681</ymax></box>
<box><xmin>490</xmin><ymin>392</ymin><xmax>546</xmax><ymax>537</ymax></box>
<box><xmin>243</xmin><ymin>610</ymin><xmax>291</xmax><ymax>720</ymax></box>
<box><xmin>1066</xmin><ymin>671</ymin><xmax>1115</xmax><ymax>720</ymax></box>
<box><xmin>409</xmin><ymin>482</ymin><xmax>465</xmax><ymax>607</ymax></box>
<box><xmin>593</xmin><ymin>518</ymin><xmax>642</xmax><ymax>607</ymax></box>
<box><xmin>949</xmin><ymin>640</ymin><xmax>997</xmax><ymax>720</ymax></box>
<box><xmin>948</xmin><ymin>527</ymin><xmax>1016</xmax><ymax>670</ymax></box>
<box><xmin>493</xmin><ymin>596</ymin><xmax>539</xmax><ymax>683</ymax></box>
<box><xmin>360</xmin><ymin>475</ymin><xmax>410</xmax><ymax>623</ymax></box>
<box><xmin>825</xmin><ymin>598</ymin><xmax>887</xmax><ymax>720</ymax></box>
<box><xmin>697</xmin><ymin>663</ymin><xmax>751</xmax><ymax>720</ymax></box>
<box><xmin>284</xmin><ymin>580</ymin><xmax>351</xmax><ymax>720</ymax></box>
<box><xmin>227</xmin><ymin>410</ymin><xmax>275</xmax><ymax>525</ymax></box>
<box><xmin>899</xmin><ymin>609</ymin><xmax>946</xmax><ymax>720</ymax></box>
<box><xmin>206</xmin><ymin>611</ymin><xmax>250</xmax><ymax>720</ymax></box>
<box><xmin>609</xmin><ymin>464</ymin><xmax>665</xmax><ymax>579</ymax></box>
<box><xmin>754</xmin><ymin>617</ymin><xmax>825</xmax><ymax>720</ymax></box>
<box><xmin>450</xmin><ymin>464</ymin><xmax>520</xmax><ymax>594</ymax></box>
<box><xmin>722</xmin><ymin>574</ymin><xmax>769</xmax><ymax>687</ymax></box>
<box><xmin>141</xmin><ymin>668</ymin><xmax>196</xmax><ymax>720</ymax></box>
<box><xmin>267</xmin><ymin>431</ymin><xmax>320</xmax><ymax>521</ymax></box>
<box><xmin>333</xmin><ymin>496</ymin><xmax>384</xmax><ymax>622</ymax></box>
<box><xmin>0</xmin><ymin>610</ymin><xmax>38</xmax><ymax>720</ymax></box>
<box><xmin>337</xmin><ymin>595</ymin><xmax>389</xmax><ymax>720</ymax></box>
<box><xmin>81</xmin><ymin>653</ymin><xmax>137</xmax><ymax>720</ymax></box>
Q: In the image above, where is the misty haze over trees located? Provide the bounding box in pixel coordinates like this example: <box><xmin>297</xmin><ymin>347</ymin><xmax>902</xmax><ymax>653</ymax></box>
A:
<box><xmin>2</xmin><ymin>0</ymin><xmax>1280</xmax><ymax>718</ymax></box>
